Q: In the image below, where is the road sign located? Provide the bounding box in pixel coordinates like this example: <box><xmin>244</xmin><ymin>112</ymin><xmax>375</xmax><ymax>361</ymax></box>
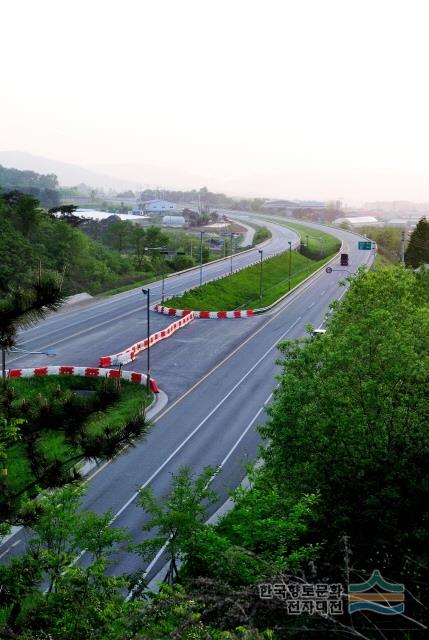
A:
<box><xmin>358</xmin><ymin>241</ymin><xmax>372</xmax><ymax>250</ymax></box>
<box><xmin>325</xmin><ymin>266</ymin><xmax>333</xmax><ymax>273</ymax></box>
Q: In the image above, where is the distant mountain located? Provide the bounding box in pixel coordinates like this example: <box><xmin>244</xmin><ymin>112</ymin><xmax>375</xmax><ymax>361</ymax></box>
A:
<box><xmin>0</xmin><ymin>151</ymin><xmax>141</xmax><ymax>190</ymax></box>
<box><xmin>88</xmin><ymin>162</ymin><xmax>211</xmax><ymax>192</ymax></box>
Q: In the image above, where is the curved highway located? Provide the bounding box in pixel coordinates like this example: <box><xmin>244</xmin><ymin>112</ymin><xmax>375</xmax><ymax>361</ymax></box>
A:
<box><xmin>1</xmin><ymin>217</ymin><xmax>375</xmax><ymax>584</ymax></box>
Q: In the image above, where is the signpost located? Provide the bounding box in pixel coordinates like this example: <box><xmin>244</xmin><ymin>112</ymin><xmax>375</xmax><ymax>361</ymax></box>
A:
<box><xmin>325</xmin><ymin>266</ymin><xmax>333</xmax><ymax>273</ymax></box>
<box><xmin>358</xmin><ymin>241</ymin><xmax>372</xmax><ymax>250</ymax></box>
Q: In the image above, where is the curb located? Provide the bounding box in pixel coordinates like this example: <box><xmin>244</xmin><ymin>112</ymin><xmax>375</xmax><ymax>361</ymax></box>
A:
<box><xmin>151</xmin><ymin>246</ymin><xmax>342</xmax><ymax>319</ymax></box>
<box><xmin>6</xmin><ymin>365</ymin><xmax>160</xmax><ymax>394</ymax></box>
<box><xmin>152</xmin><ymin>304</ymin><xmax>254</xmax><ymax>319</ymax></box>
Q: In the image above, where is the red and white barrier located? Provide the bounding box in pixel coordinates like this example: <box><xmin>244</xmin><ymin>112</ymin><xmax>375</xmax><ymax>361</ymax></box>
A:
<box><xmin>6</xmin><ymin>366</ymin><xmax>160</xmax><ymax>393</ymax></box>
<box><xmin>152</xmin><ymin>304</ymin><xmax>254</xmax><ymax>319</ymax></box>
<box><xmin>99</xmin><ymin>312</ymin><xmax>195</xmax><ymax>368</ymax></box>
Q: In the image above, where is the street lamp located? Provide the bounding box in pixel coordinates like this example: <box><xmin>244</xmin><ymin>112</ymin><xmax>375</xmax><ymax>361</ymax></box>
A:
<box><xmin>258</xmin><ymin>250</ymin><xmax>263</xmax><ymax>301</ymax></box>
<box><xmin>141</xmin><ymin>288</ymin><xmax>151</xmax><ymax>393</ymax></box>
<box><xmin>199</xmin><ymin>231</ymin><xmax>205</xmax><ymax>286</ymax></box>
<box><xmin>288</xmin><ymin>240</ymin><xmax>292</xmax><ymax>291</ymax></box>
<box><xmin>1</xmin><ymin>346</ymin><xmax>57</xmax><ymax>382</ymax></box>
<box><xmin>230</xmin><ymin>232</ymin><xmax>239</xmax><ymax>275</ymax></box>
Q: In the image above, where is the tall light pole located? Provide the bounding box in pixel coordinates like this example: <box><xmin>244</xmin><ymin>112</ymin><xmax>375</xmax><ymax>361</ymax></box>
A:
<box><xmin>258</xmin><ymin>249</ymin><xmax>263</xmax><ymax>301</ymax></box>
<box><xmin>199</xmin><ymin>231</ymin><xmax>204</xmax><ymax>286</ymax></box>
<box><xmin>230</xmin><ymin>232</ymin><xmax>237</xmax><ymax>275</ymax></box>
<box><xmin>142</xmin><ymin>288</ymin><xmax>150</xmax><ymax>393</ymax></box>
<box><xmin>159</xmin><ymin>250</ymin><xmax>168</xmax><ymax>303</ymax></box>
<box><xmin>288</xmin><ymin>240</ymin><xmax>292</xmax><ymax>291</ymax></box>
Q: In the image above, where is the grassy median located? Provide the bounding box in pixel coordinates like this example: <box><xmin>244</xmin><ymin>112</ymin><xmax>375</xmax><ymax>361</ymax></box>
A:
<box><xmin>164</xmin><ymin>249</ymin><xmax>335</xmax><ymax>311</ymax></box>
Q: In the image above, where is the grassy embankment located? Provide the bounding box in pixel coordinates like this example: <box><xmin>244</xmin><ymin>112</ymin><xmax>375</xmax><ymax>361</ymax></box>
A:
<box><xmin>164</xmin><ymin>222</ymin><xmax>340</xmax><ymax>311</ymax></box>
<box><xmin>98</xmin><ymin>230</ymin><xmax>258</xmax><ymax>298</ymax></box>
<box><xmin>6</xmin><ymin>375</ymin><xmax>150</xmax><ymax>496</ymax></box>
<box><xmin>260</xmin><ymin>218</ymin><xmax>341</xmax><ymax>258</ymax></box>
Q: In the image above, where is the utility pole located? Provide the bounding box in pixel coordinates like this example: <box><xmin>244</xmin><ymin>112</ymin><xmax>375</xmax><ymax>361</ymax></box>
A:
<box><xmin>142</xmin><ymin>288</ymin><xmax>151</xmax><ymax>393</ymax></box>
<box><xmin>199</xmin><ymin>231</ymin><xmax>204</xmax><ymax>286</ymax></box>
<box><xmin>258</xmin><ymin>250</ymin><xmax>263</xmax><ymax>300</ymax></box>
<box><xmin>288</xmin><ymin>240</ymin><xmax>292</xmax><ymax>291</ymax></box>
<box><xmin>230</xmin><ymin>232</ymin><xmax>236</xmax><ymax>275</ymax></box>
<box><xmin>400</xmin><ymin>228</ymin><xmax>405</xmax><ymax>264</ymax></box>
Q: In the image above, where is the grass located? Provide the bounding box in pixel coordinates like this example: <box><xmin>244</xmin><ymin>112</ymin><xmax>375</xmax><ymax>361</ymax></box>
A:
<box><xmin>260</xmin><ymin>218</ymin><xmax>341</xmax><ymax>258</ymax></box>
<box><xmin>4</xmin><ymin>376</ymin><xmax>151</xmax><ymax>496</ymax></box>
<box><xmin>165</xmin><ymin>250</ymin><xmax>335</xmax><ymax>311</ymax></box>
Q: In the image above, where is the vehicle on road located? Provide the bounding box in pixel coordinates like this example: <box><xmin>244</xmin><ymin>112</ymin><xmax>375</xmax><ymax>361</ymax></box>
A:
<box><xmin>340</xmin><ymin>253</ymin><xmax>349</xmax><ymax>266</ymax></box>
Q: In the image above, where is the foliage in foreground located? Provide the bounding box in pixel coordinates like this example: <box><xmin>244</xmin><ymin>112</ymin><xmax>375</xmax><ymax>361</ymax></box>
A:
<box><xmin>1</xmin><ymin>266</ymin><xmax>428</xmax><ymax>639</ymax></box>
<box><xmin>261</xmin><ymin>265</ymin><xmax>429</xmax><ymax>633</ymax></box>
<box><xmin>0</xmin><ymin>375</ymin><xmax>150</xmax><ymax>530</ymax></box>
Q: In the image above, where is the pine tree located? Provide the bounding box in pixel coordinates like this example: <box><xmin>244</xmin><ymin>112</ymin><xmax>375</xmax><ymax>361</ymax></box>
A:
<box><xmin>405</xmin><ymin>216</ymin><xmax>429</xmax><ymax>268</ymax></box>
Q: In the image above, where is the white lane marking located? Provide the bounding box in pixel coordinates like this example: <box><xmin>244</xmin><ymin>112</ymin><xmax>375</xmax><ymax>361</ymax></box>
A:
<box><xmin>112</xmin><ymin>314</ymin><xmax>302</xmax><ymax>525</ymax></box>
<box><xmin>320</xmin><ymin>289</ymin><xmax>326</xmax><ymax>296</ymax></box>
<box><xmin>0</xmin><ymin>539</ymin><xmax>21</xmax><ymax>559</ymax></box>
<box><xmin>18</xmin><ymin>244</ymin><xmax>284</xmax><ymax>344</ymax></box>
<box><xmin>307</xmin><ymin>302</ymin><xmax>315</xmax><ymax>309</ymax></box>
<box><xmin>126</xmin><ymin>388</ymin><xmax>273</xmax><ymax>600</ymax></box>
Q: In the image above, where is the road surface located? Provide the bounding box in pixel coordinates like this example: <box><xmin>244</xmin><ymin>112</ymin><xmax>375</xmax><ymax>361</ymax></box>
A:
<box><xmin>1</xmin><ymin>218</ymin><xmax>375</xmax><ymax>586</ymax></box>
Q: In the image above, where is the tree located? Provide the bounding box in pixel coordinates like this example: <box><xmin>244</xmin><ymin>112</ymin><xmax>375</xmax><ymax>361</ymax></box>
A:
<box><xmin>0</xmin><ymin>272</ymin><xmax>64</xmax><ymax>355</ymax></box>
<box><xmin>136</xmin><ymin>466</ymin><xmax>218</xmax><ymax>585</ymax></box>
<box><xmin>405</xmin><ymin>216</ymin><xmax>429</xmax><ymax>267</ymax></box>
<box><xmin>0</xmin><ymin>484</ymin><xmax>130</xmax><ymax>639</ymax></box>
<box><xmin>260</xmin><ymin>266</ymin><xmax>429</xmax><ymax>622</ymax></box>
<box><xmin>48</xmin><ymin>205</ymin><xmax>85</xmax><ymax>228</ymax></box>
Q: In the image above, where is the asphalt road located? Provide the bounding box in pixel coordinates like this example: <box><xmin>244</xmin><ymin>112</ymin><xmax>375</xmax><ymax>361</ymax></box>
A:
<box><xmin>1</xmin><ymin>218</ymin><xmax>375</xmax><ymax>585</ymax></box>
<box><xmin>6</xmin><ymin>218</ymin><xmax>298</xmax><ymax>378</ymax></box>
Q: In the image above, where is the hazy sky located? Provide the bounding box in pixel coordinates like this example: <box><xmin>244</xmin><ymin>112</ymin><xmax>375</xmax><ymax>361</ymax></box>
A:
<box><xmin>1</xmin><ymin>0</ymin><xmax>429</xmax><ymax>204</ymax></box>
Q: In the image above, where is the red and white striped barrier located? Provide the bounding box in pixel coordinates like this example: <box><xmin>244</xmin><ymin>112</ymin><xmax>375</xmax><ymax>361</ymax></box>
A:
<box><xmin>99</xmin><ymin>312</ymin><xmax>195</xmax><ymax>368</ymax></box>
<box><xmin>152</xmin><ymin>304</ymin><xmax>254</xmax><ymax>319</ymax></box>
<box><xmin>6</xmin><ymin>366</ymin><xmax>160</xmax><ymax>393</ymax></box>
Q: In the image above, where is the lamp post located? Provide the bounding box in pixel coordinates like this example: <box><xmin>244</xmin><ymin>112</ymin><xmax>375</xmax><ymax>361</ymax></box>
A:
<box><xmin>159</xmin><ymin>250</ymin><xmax>168</xmax><ymax>303</ymax></box>
<box><xmin>2</xmin><ymin>346</ymin><xmax>56</xmax><ymax>383</ymax></box>
<box><xmin>258</xmin><ymin>249</ymin><xmax>263</xmax><ymax>301</ymax></box>
<box><xmin>199</xmin><ymin>231</ymin><xmax>204</xmax><ymax>286</ymax></box>
<box><xmin>288</xmin><ymin>240</ymin><xmax>292</xmax><ymax>290</ymax></box>
<box><xmin>230</xmin><ymin>232</ymin><xmax>238</xmax><ymax>275</ymax></box>
<box><xmin>142</xmin><ymin>288</ymin><xmax>150</xmax><ymax>392</ymax></box>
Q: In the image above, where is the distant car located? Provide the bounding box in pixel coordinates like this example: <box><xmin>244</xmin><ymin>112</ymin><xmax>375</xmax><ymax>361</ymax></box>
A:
<box><xmin>311</xmin><ymin>329</ymin><xmax>327</xmax><ymax>337</ymax></box>
<box><xmin>340</xmin><ymin>253</ymin><xmax>349</xmax><ymax>266</ymax></box>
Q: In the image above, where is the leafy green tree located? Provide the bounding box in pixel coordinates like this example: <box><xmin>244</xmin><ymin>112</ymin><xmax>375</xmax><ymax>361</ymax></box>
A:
<box><xmin>0</xmin><ymin>484</ymin><xmax>129</xmax><ymax>639</ymax></box>
<box><xmin>260</xmin><ymin>267</ymin><xmax>429</xmax><ymax>609</ymax></box>
<box><xmin>405</xmin><ymin>216</ymin><xmax>429</xmax><ymax>267</ymax></box>
<box><xmin>105</xmin><ymin>220</ymin><xmax>133</xmax><ymax>253</ymax></box>
<box><xmin>136</xmin><ymin>466</ymin><xmax>217</xmax><ymax>585</ymax></box>
<box><xmin>0</xmin><ymin>273</ymin><xmax>64</xmax><ymax>357</ymax></box>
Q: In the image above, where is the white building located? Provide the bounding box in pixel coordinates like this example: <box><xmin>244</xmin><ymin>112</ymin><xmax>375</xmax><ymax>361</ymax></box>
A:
<box><xmin>142</xmin><ymin>199</ymin><xmax>177</xmax><ymax>213</ymax></box>
<box><xmin>333</xmin><ymin>216</ymin><xmax>379</xmax><ymax>226</ymax></box>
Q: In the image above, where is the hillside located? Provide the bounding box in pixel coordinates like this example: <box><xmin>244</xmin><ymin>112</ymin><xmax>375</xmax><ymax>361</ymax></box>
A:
<box><xmin>0</xmin><ymin>151</ymin><xmax>140</xmax><ymax>190</ymax></box>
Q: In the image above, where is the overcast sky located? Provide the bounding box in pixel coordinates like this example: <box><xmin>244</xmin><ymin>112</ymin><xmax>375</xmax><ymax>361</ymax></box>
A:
<box><xmin>1</xmin><ymin>0</ymin><xmax>429</xmax><ymax>204</ymax></box>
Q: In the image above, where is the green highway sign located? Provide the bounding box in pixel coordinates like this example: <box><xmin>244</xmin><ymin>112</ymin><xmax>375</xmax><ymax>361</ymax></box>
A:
<box><xmin>358</xmin><ymin>241</ymin><xmax>372</xmax><ymax>250</ymax></box>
